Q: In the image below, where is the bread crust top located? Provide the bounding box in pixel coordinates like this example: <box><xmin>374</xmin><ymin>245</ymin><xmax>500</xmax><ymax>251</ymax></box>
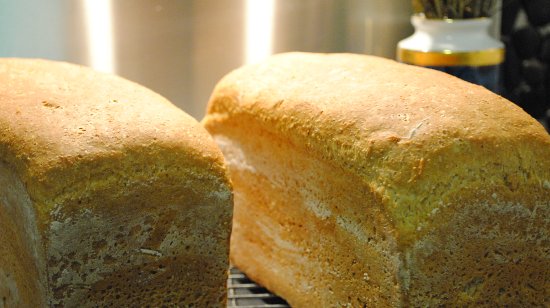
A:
<box><xmin>204</xmin><ymin>52</ymin><xmax>550</xmax><ymax>245</ymax></box>
<box><xmin>0</xmin><ymin>58</ymin><xmax>229</xmax><ymax>224</ymax></box>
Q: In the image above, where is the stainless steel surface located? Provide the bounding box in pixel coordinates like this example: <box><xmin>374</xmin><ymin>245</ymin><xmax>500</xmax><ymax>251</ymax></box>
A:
<box><xmin>227</xmin><ymin>267</ymin><xmax>289</xmax><ymax>308</ymax></box>
<box><xmin>350</xmin><ymin>0</ymin><xmax>414</xmax><ymax>58</ymax></box>
<box><xmin>0</xmin><ymin>0</ymin><xmax>413</xmax><ymax>120</ymax></box>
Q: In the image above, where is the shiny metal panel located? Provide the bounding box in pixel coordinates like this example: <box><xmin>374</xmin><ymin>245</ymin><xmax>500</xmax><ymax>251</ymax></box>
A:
<box><xmin>0</xmin><ymin>0</ymin><xmax>412</xmax><ymax>119</ymax></box>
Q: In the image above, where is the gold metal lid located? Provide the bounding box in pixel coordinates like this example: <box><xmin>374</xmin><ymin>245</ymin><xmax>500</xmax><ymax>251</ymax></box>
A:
<box><xmin>397</xmin><ymin>48</ymin><xmax>504</xmax><ymax>66</ymax></box>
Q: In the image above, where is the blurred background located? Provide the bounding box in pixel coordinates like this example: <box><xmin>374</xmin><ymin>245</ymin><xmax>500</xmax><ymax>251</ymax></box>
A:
<box><xmin>0</xmin><ymin>0</ymin><xmax>414</xmax><ymax>119</ymax></box>
<box><xmin>0</xmin><ymin>0</ymin><xmax>548</xmax><ymax>128</ymax></box>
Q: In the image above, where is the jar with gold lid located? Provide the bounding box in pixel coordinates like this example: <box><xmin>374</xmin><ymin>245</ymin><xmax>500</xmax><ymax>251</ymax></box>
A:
<box><xmin>397</xmin><ymin>15</ymin><xmax>504</xmax><ymax>93</ymax></box>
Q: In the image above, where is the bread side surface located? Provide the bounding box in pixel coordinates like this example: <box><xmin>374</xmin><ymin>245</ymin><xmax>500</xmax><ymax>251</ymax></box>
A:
<box><xmin>0</xmin><ymin>58</ymin><xmax>233</xmax><ymax>306</ymax></box>
<box><xmin>0</xmin><ymin>161</ymin><xmax>46</xmax><ymax>307</ymax></box>
<box><xmin>212</xmin><ymin>124</ymin><xmax>403</xmax><ymax>307</ymax></box>
<box><xmin>203</xmin><ymin>52</ymin><xmax>550</xmax><ymax>306</ymax></box>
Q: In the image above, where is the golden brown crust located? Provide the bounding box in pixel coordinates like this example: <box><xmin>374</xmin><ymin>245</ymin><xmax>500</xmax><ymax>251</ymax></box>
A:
<box><xmin>204</xmin><ymin>52</ymin><xmax>550</xmax><ymax>306</ymax></box>
<box><xmin>0</xmin><ymin>58</ymin><xmax>233</xmax><ymax>306</ymax></box>
<box><xmin>0</xmin><ymin>58</ymin><xmax>227</xmax><ymax>222</ymax></box>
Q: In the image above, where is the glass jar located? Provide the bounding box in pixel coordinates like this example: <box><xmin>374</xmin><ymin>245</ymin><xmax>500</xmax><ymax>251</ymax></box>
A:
<box><xmin>397</xmin><ymin>15</ymin><xmax>504</xmax><ymax>93</ymax></box>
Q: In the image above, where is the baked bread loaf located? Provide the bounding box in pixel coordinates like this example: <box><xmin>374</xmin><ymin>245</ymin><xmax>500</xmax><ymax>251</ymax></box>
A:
<box><xmin>203</xmin><ymin>52</ymin><xmax>550</xmax><ymax>306</ymax></box>
<box><xmin>0</xmin><ymin>58</ymin><xmax>233</xmax><ymax>307</ymax></box>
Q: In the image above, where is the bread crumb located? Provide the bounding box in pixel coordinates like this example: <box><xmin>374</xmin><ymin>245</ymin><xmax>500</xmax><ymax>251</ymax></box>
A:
<box><xmin>138</xmin><ymin>248</ymin><xmax>162</xmax><ymax>257</ymax></box>
<box><xmin>407</xmin><ymin>118</ymin><xmax>429</xmax><ymax>139</ymax></box>
<box><xmin>42</xmin><ymin>100</ymin><xmax>61</xmax><ymax>109</ymax></box>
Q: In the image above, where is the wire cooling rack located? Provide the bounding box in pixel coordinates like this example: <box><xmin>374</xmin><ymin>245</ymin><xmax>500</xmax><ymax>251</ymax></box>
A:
<box><xmin>227</xmin><ymin>266</ymin><xmax>290</xmax><ymax>308</ymax></box>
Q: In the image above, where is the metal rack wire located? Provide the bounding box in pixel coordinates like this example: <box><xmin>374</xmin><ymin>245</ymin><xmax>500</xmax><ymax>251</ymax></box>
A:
<box><xmin>227</xmin><ymin>267</ymin><xmax>290</xmax><ymax>308</ymax></box>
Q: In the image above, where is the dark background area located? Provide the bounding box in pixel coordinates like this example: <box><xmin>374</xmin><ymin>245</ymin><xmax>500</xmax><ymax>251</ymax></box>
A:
<box><xmin>500</xmin><ymin>0</ymin><xmax>550</xmax><ymax>131</ymax></box>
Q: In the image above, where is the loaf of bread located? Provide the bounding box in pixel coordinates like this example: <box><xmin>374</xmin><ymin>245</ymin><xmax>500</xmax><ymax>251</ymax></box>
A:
<box><xmin>203</xmin><ymin>52</ymin><xmax>550</xmax><ymax>306</ymax></box>
<box><xmin>0</xmin><ymin>58</ymin><xmax>233</xmax><ymax>306</ymax></box>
